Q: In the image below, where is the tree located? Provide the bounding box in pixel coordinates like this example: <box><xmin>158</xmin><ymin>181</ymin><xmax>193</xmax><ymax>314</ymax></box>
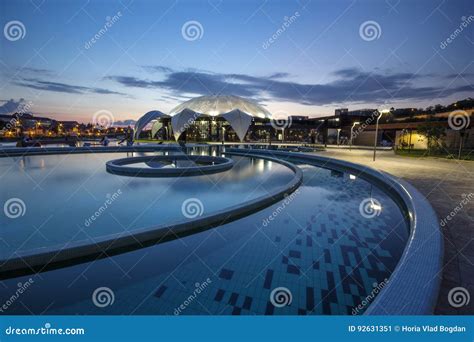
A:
<box><xmin>417</xmin><ymin>120</ymin><xmax>446</xmax><ymax>155</ymax></box>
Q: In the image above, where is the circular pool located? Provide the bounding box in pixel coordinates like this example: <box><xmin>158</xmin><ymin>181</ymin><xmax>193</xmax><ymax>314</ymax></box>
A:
<box><xmin>0</xmin><ymin>145</ymin><xmax>438</xmax><ymax>315</ymax></box>
<box><xmin>105</xmin><ymin>154</ymin><xmax>235</xmax><ymax>177</ymax></box>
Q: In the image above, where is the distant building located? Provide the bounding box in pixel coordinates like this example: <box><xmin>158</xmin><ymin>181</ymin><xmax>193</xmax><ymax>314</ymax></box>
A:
<box><xmin>289</xmin><ymin>115</ymin><xmax>309</xmax><ymax>121</ymax></box>
<box><xmin>334</xmin><ymin>108</ymin><xmax>348</xmax><ymax>116</ymax></box>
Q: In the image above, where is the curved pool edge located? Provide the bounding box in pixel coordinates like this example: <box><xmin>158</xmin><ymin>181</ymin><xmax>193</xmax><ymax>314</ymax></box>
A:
<box><xmin>0</xmin><ymin>144</ymin><xmax>182</xmax><ymax>158</ymax></box>
<box><xmin>227</xmin><ymin>148</ymin><xmax>443</xmax><ymax>315</ymax></box>
<box><xmin>106</xmin><ymin>155</ymin><xmax>234</xmax><ymax>177</ymax></box>
<box><xmin>0</xmin><ymin>152</ymin><xmax>302</xmax><ymax>280</ymax></box>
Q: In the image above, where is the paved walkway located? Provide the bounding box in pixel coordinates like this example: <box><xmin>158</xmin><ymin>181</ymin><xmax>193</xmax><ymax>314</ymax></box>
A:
<box><xmin>310</xmin><ymin>149</ymin><xmax>474</xmax><ymax>315</ymax></box>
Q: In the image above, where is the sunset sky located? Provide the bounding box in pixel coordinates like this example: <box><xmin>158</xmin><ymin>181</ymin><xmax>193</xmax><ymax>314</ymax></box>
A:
<box><xmin>0</xmin><ymin>0</ymin><xmax>472</xmax><ymax>124</ymax></box>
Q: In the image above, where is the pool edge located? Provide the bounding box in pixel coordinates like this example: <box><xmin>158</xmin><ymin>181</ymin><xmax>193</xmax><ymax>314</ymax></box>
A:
<box><xmin>227</xmin><ymin>148</ymin><xmax>443</xmax><ymax>316</ymax></box>
<box><xmin>0</xmin><ymin>151</ymin><xmax>302</xmax><ymax>280</ymax></box>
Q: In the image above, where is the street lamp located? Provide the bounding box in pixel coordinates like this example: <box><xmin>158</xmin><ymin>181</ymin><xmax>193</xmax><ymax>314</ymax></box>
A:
<box><xmin>350</xmin><ymin>121</ymin><xmax>360</xmax><ymax>151</ymax></box>
<box><xmin>373</xmin><ymin>109</ymin><xmax>390</xmax><ymax>161</ymax></box>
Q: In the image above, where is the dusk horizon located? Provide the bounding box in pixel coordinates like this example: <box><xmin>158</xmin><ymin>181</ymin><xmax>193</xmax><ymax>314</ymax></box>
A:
<box><xmin>1</xmin><ymin>0</ymin><xmax>472</xmax><ymax>124</ymax></box>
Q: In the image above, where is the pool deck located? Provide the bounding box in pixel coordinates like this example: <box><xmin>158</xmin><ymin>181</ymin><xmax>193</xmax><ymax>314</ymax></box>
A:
<box><xmin>309</xmin><ymin>148</ymin><xmax>474</xmax><ymax>315</ymax></box>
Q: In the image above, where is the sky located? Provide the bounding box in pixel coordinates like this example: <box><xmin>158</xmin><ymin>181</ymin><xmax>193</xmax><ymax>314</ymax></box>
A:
<box><xmin>0</xmin><ymin>0</ymin><xmax>473</xmax><ymax>123</ymax></box>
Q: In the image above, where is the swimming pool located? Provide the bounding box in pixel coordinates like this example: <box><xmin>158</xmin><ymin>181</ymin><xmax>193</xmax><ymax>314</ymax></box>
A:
<box><xmin>0</xmin><ymin>146</ymin><xmax>410</xmax><ymax>315</ymax></box>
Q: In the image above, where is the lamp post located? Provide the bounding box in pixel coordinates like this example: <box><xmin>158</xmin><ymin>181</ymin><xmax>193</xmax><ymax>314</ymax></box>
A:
<box><xmin>373</xmin><ymin>109</ymin><xmax>390</xmax><ymax>161</ymax></box>
<box><xmin>408</xmin><ymin>128</ymin><xmax>413</xmax><ymax>154</ymax></box>
<box><xmin>458</xmin><ymin>130</ymin><xmax>465</xmax><ymax>160</ymax></box>
<box><xmin>323</xmin><ymin>119</ymin><xmax>328</xmax><ymax>148</ymax></box>
<box><xmin>350</xmin><ymin>121</ymin><xmax>360</xmax><ymax>151</ymax></box>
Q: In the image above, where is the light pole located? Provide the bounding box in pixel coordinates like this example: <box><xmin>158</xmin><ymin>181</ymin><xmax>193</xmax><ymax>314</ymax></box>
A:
<box><xmin>458</xmin><ymin>130</ymin><xmax>465</xmax><ymax>160</ymax></box>
<box><xmin>350</xmin><ymin>121</ymin><xmax>360</xmax><ymax>151</ymax></box>
<box><xmin>373</xmin><ymin>109</ymin><xmax>390</xmax><ymax>161</ymax></box>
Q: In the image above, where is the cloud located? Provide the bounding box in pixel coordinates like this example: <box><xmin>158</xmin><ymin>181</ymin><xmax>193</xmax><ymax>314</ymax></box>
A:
<box><xmin>19</xmin><ymin>67</ymin><xmax>55</xmax><ymax>76</ymax></box>
<box><xmin>15</xmin><ymin>78</ymin><xmax>127</xmax><ymax>96</ymax></box>
<box><xmin>0</xmin><ymin>98</ymin><xmax>31</xmax><ymax>115</ymax></box>
<box><xmin>142</xmin><ymin>65</ymin><xmax>174</xmax><ymax>73</ymax></box>
<box><xmin>107</xmin><ymin>66</ymin><xmax>473</xmax><ymax>105</ymax></box>
<box><xmin>113</xmin><ymin>119</ymin><xmax>137</xmax><ymax>126</ymax></box>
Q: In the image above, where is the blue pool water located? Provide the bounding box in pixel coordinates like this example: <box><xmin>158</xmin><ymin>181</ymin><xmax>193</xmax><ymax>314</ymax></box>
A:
<box><xmin>0</xmin><ymin>148</ymin><xmax>409</xmax><ymax>315</ymax></box>
<box><xmin>0</xmin><ymin>151</ymin><xmax>292</xmax><ymax>258</ymax></box>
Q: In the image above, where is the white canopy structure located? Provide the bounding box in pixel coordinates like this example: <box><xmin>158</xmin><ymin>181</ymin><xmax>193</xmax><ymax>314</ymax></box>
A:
<box><xmin>134</xmin><ymin>110</ymin><xmax>170</xmax><ymax>140</ymax></box>
<box><xmin>168</xmin><ymin>95</ymin><xmax>272</xmax><ymax>141</ymax></box>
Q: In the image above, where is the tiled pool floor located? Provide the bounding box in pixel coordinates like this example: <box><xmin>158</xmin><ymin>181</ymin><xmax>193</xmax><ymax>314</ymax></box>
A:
<box><xmin>1</xmin><ymin>163</ymin><xmax>408</xmax><ymax>315</ymax></box>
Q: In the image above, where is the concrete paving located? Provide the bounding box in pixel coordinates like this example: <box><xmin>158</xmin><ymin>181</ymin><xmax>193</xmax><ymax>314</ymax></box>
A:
<box><xmin>310</xmin><ymin>148</ymin><xmax>474</xmax><ymax>315</ymax></box>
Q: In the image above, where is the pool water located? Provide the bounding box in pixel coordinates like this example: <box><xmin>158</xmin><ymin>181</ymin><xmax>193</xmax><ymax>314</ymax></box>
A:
<box><xmin>0</xmin><ymin>148</ymin><xmax>409</xmax><ymax>315</ymax></box>
<box><xmin>0</xmin><ymin>151</ymin><xmax>292</xmax><ymax>258</ymax></box>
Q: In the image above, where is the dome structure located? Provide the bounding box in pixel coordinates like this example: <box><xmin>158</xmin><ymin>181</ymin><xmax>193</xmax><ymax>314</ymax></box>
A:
<box><xmin>169</xmin><ymin>95</ymin><xmax>272</xmax><ymax>141</ymax></box>
<box><xmin>134</xmin><ymin>110</ymin><xmax>170</xmax><ymax>140</ymax></box>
